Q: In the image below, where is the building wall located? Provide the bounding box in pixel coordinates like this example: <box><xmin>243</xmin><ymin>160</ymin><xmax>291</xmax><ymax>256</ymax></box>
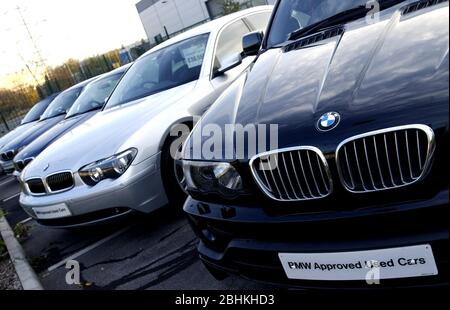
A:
<box><xmin>137</xmin><ymin>0</ymin><xmax>210</xmax><ymax>44</ymax></box>
<box><xmin>136</xmin><ymin>0</ymin><xmax>276</xmax><ymax>44</ymax></box>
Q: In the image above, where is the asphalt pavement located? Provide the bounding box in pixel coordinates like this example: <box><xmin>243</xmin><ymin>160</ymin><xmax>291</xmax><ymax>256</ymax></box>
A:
<box><xmin>0</xmin><ymin>175</ymin><xmax>272</xmax><ymax>290</ymax></box>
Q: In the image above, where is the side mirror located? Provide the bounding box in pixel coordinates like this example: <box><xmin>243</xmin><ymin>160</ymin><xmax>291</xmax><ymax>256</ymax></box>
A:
<box><xmin>243</xmin><ymin>31</ymin><xmax>263</xmax><ymax>57</ymax></box>
<box><xmin>213</xmin><ymin>53</ymin><xmax>242</xmax><ymax>78</ymax></box>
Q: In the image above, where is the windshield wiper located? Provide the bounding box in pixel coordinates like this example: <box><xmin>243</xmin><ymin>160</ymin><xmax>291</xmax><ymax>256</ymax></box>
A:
<box><xmin>288</xmin><ymin>0</ymin><xmax>404</xmax><ymax>41</ymax></box>
<box><xmin>41</xmin><ymin>112</ymin><xmax>66</xmax><ymax>121</ymax></box>
<box><xmin>288</xmin><ymin>5</ymin><xmax>369</xmax><ymax>41</ymax></box>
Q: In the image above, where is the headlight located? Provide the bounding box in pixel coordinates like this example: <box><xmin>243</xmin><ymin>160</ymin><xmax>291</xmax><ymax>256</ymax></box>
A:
<box><xmin>182</xmin><ymin>161</ymin><xmax>245</xmax><ymax>199</ymax></box>
<box><xmin>79</xmin><ymin>148</ymin><xmax>137</xmax><ymax>186</ymax></box>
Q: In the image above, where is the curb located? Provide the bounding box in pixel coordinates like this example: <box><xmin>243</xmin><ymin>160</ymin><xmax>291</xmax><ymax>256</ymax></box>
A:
<box><xmin>0</xmin><ymin>214</ymin><xmax>43</xmax><ymax>290</ymax></box>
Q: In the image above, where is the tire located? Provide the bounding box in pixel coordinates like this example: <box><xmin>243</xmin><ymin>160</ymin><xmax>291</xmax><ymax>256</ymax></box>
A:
<box><xmin>160</xmin><ymin>125</ymin><xmax>191</xmax><ymax>209</ymax></box>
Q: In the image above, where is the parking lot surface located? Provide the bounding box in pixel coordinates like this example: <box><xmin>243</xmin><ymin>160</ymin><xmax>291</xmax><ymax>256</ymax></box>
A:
<box><xmin>0</xmin><ymin>175</ymin><xmax>272</xmax><ymax>290</ymax></box>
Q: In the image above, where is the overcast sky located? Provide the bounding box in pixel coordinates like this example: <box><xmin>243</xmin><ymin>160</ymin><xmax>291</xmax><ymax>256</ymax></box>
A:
<box><xmin>0</xmin><ymin>0</ymin><xmax>146</xmax><ymax>79</ymax></box>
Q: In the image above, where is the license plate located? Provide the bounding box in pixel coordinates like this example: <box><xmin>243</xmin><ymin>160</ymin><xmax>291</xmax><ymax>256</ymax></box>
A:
<box><xmin>279</xmin><ymin>245</ymin><xmax>438</xmax><ymax>281</ymax></box>
<box><xmin>33</xmin><ymin>203</ymin><xmax>72</xmax><ymax>219</ymax></box>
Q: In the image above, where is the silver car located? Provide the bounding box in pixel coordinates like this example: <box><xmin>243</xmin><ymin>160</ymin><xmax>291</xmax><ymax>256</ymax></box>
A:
<box><xmin>19</xmin><ymin>6</ymin><xmax>273</xmax><ymax>227</ymax></box>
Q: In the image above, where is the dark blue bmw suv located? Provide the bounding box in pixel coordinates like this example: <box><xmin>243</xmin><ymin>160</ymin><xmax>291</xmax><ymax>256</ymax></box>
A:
<box><xmin>181</xmin><ymin>0</ymin><xmax>449</xmax><ymax>289</ymax></box>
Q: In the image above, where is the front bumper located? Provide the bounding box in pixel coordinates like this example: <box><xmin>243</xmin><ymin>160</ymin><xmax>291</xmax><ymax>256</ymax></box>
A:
<box><xmin>184</xmin><ymin>189</ymin><xmax>449</xmax><ymax>289</ymax></box>
<box><xmin>20</xmin><ymin>152</ymin><xmax>168</xmax><ymax>227</ymax></box>
<box><xmin>0</xmin><ymin>160</ymin><xmax>14</xmax><ymax>174</ymax></box>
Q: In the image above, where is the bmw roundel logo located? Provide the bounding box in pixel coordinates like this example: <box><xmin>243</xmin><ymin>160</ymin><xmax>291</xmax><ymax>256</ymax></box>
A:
<box><xmin>317</xmin><ymin>112</ymin><xmax>341</xmax><ymax>132</ymax></box>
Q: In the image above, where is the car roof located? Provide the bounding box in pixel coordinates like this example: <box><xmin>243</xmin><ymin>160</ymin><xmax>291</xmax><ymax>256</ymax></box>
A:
<box><xmin>140</xmin><ymin>5</ymin><xmax>273</xmax><ymax>56</ymax></box>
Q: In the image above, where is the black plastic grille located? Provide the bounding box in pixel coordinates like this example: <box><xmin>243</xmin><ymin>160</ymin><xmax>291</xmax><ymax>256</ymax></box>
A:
<box><xmin>46</xmin><ymin>172</ymin><xmax>74</xmax><ymax>192</ymax></box>
<box><xmin>337</xmin><ymin>126</ymin><xmax>435</xmax><ymax>192</ymax></box>
<box><xmin>26</xmin><ymin>178</ymin><xmax>46</xmax><ymax>195</ymax></box>
<box><xmin>284</xmin><ymin>26</ymin><xmax>344</xmax><ymax>52</ymax></box>
<box><xmin>250</xmin><ymin>148</ymin><xmax>332</xmax><ymax>201</ymax></box>
<box><xmin>402</xmin><ymin>0</ymin><xmax>448</xmax><ymax>15</ymax></box>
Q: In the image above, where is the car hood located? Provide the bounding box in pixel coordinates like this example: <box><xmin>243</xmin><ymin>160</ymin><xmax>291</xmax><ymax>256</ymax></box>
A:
<box><xmin>0</xmin><ymin>121</ymin><xmax>37</xmax><ymax>151</ymax></box>
<box><xmin>24</xmin><ymin>82</ymin><xmax>196</xmax><ymax>176</ymax></box>
<box><xmin>15</xmin><ymin>111</ymin><xmax>98</xmax><ymax>161</ymax></box>
<box><xmin>193</xmin><ymin>2</ymin><xmax>449</xmax><ymax>158</ymax></box>
<box><xmin>1</xmin><ymin>115</ymin><xmax>65</xmax><ymax>153</ymax></box>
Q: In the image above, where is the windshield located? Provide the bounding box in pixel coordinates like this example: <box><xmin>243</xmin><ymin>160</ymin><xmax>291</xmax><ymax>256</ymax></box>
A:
<box><xmin>40</xmin><ymin>87</ymin><xmax>83</xmax><ymax>120</ymax></box>
<box><xmin>267</xmin><ymin>0</ymin><xmax>373</xmax><ymax>47</ymax></box>
<box><xmin>66</xmin><ymin>73</ymin><xmax>123</xmax><ymax>118</ymax></box>
<box><xmin>20</xmin><ymin>96</ymin><xmax>54</xmax><ymax>125</ymax></box>
<box><xmin>106</xmin><ymin>33</ymin><xmax>209</xmax><ymax>109</ymax></box>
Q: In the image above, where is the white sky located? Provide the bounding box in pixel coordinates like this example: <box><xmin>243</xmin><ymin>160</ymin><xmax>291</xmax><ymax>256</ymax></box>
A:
<box><xmin>0</xmin><ymin>0</ymin><xmax>147</xmax><ymax>79</ymax></box>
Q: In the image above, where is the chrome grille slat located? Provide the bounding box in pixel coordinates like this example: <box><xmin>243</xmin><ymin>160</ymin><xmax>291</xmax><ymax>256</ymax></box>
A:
<box><xmin>250</xmin><ymin>147</ymin><xmax>333</xmax><ymax>202</ymax></box>
<box><xmin>281</xmin><ymin>153</ymin><xmax>300</xmax><ymax>200</ymax></box>
<box><xmin>417</xmin><ymin>130</ymin><xmax>423</xmax><ymax>170</ymax></box>
<box><xmin>267</xmin><ymin>156</ymin><xmax>282</xmax><ymax>198</ymax></box>
<box><xmin>363</xmin><ymin>138</ymin><xmax>377</xmax><ymax>190</ymax></box>
<box><xmin>405</xmin><ymin>131</ymin><xmax>415</xmax><ymax>180</ymax></box>
<box><xmin>394</xmin><ymin>132</ymin><xmax>406</xmax><ymax>185</ymax></box>
<box><xmin>343</xmin><ymin>146</ymin><xmax>356</xmax><ymax>190</ymax></box>
<box><xmin>316</xmin><ymin>154</ymin><xmax>329</xmax><ymax>192</ymax></box>
<box><xmin>353</xmin><ymin>141</ymin><xmax>368</xmax><ymax>191</ymax></box>
<box><xmin>306</xmin><ymin>151</ymin><xmax>321</xmax><ymax>196</ymax></box>
<box><xmin>297</xmin><ymin>151</ymin><xmax>314</xmax><ymax>198</ymax></box>
<box><xmin>373</xmin><ymin>136</ymin><xmax>387</xmax><ymax>189</ymax></box>
<box><xmin>384</xmin><ymin>134</ymin><xmax>396</xmax><ymax>187</ymax></box>
<box><xmin>259</xmin><ymin>161</ymin><xmax>273</xmax><ymax>192</ymax></box>
<box><xmin>289</xmin><ymin>152</ymin><xmax>306</xmax><ymax>198</ymax></box>
<box><xmin>337</xmin><ymin>125</ymin><xmax>435</xmax><ymax>193</ymax></box>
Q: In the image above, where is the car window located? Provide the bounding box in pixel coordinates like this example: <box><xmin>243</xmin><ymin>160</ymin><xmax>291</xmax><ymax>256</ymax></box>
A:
<box><xmin>20</xmin><ymin>97</ymin><xmax>54</xmax><ymax>125</ymax></box>
<box><xmin>267</xmin><ymin>0</ymin><xmax>370</xmax><ymax>47</ymax></box>
<box><xmin>213</xmin><ymin>19</ymin><xmax>251</xmax><ymax>72</ymax></box>
<box><xmin>40</xmin><ymin>87</ymin><xmax>82</xmax><ymax>120</ymax></box>
<box><xmin>66</xmin><ymin>73</ymin><xmax>123</xmax><ymax>118</ymax></box>
<box><xmin>244</xmin><ymin>11</ymin><xmax>272</xmax><ymax>32</ymax></box>
<box><xmin>106</xmin><ymin>33</ymin><xmax>210</xmax><ymax>109</ymax></box>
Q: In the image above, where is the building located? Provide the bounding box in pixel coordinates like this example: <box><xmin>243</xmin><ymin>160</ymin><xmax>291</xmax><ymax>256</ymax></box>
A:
<box><xmin>136</xmin><ymin>0</ymin><xmax>276</xmax><ymax>44</ymax></box>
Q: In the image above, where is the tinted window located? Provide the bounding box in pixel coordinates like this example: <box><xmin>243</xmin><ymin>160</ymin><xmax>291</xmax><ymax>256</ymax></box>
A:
<box><xmin>214</xmin><ymin>19</ymin><xmax>251</xmax><ymax>72</ymax></box>
<box><xmin>245</xmin><ymin>11</ymin><xmax>272</xmax><ymax>32</ymax></box>
<box><xmin>41</xmin><ymin>87</ymin><xmax>83</xmax><ymax>120</ymax></box>
<box><xmin>267</xmin><ymin>0</ymin><xmax>370</xmax><ymax>47</ymax></box>
<box><xmin>66</xmin><ymin>73</ymin><xmax>123</xmax><ymax>118</ymax></box>
<box><xmin>20</xmin><ymin>97</ymin><xmax>54</xmax><ymax>125</ymax></box>
<box><xmin>106</xmin><ymin>33</ymin><xmax>210</xmax><ymax>109</ymax></box>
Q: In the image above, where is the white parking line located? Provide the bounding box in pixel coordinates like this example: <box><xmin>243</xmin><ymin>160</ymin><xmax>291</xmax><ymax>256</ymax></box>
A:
<box><xmin>0</xmin><ymin>178</ymin><xmax>14</xmax><ymax>187</ymax></box>
<box><xmin>2</xmin><ymin>192</ymin><xmax>20</xmax><ymax>203</ymax></box>
<box><xmin>47</xmin><ymin>226</ymin><xmax>132</xmax><ymax>272</ymax></box>
<box><xmin>19</xmin><ymin>217</ymin><xmax>33</xmax><ymax>225</ymax></box>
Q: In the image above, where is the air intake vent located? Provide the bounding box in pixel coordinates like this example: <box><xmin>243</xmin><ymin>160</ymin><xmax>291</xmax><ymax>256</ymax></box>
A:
<box><xmin>26</xmin><ymin>178</ymin><xmax>46</xmax><ymax>195</ymax></box>
<box><xmin>402</xmin><ymin>0</ymin><xmax>448</xmax><ymax>15</ymax></box>
<box><xmin>46</xmin><ymin>172</ymin><xmax>74</xmax><ymax>193</ymax></box>
<box><xmin>250</xmin><ymin>147</ymin><xmax>333</xmax><ymax>201</ymax></box>
<box><xmin>284</xmin><ymin>26</ymin><xmax>344</xmax><ymax>52</ymax></box>
<box><xmin>336</xmin><ymin>125</ymin><xmax>435</xmax><ymax>193</ymax></box>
